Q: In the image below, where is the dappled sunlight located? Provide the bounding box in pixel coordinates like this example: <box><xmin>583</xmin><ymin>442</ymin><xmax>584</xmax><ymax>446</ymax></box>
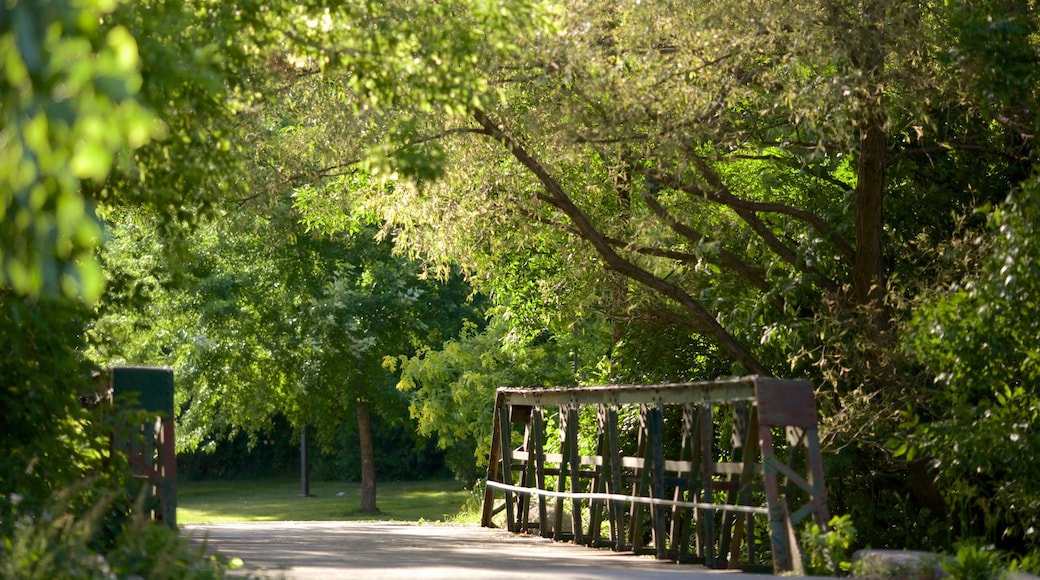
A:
<box><xmin>179</xmin><ymin>479</ymin><xmax>471</xmax><ymax>524</ymax></box>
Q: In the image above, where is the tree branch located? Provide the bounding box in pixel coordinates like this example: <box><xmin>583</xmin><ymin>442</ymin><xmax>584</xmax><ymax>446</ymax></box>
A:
<box><xmin>637</xmin><ymin>161</ymin><xmax>846</xmax><ymax>293</ymax></box>
<box><xmin>639</xmin><ymin>193</ymin><xmax>772</xmax><ymax>292</ymax></box>
<box><xmin>515</xmin><ymin>207</ymin><xmax>731</xmax><ymax>270</ymax></box>
<box><xmin>471</xmin><ymin>108</ymin><xmax>767</xmax><ymax>374</ymax></box>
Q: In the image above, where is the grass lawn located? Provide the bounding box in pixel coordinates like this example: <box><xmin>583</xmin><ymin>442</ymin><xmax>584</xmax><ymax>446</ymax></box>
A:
<box><xmin>177</xmin><ymin>478</ymin><xmax>479</xmax><ymax>524</ymax></box>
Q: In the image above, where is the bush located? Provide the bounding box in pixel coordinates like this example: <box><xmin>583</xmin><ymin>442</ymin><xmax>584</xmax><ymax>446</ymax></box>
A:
<box><xmin>802</xmin><ymin>515</ymin><xmax>857</xmax><ymax>576</ymax></box>
<box><xmin>904</xmin><ymin>180</ymin><xmax>1040</xmax><ymax>553</ymax></box>
<box><xmin>1</xmin><ymin>485</ymin><xmax>239</xmax><ymax>580</ymax></box>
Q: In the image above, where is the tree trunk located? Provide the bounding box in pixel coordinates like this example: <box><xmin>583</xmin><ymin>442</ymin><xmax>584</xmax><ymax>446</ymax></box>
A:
<box><xmin>854</xmin><ymin>112</ymin><xmax>887</xmax><ymax>312</ymax></box>
<box><xmin>849</xmin><ymin>0</ymin><xmax>889</xmax><ymax>317</ymax></box>
<box><xmin>356</xmin><ymin>399</ymin><xmax>379</xmax><ymax>513</ymax></box>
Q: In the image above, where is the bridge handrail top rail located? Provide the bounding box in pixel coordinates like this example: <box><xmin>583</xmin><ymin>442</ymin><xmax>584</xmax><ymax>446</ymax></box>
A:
<box><xmin>495</xmin><ymin>375</ymin><xmax>812</xmax><ymax>407</ymax></box>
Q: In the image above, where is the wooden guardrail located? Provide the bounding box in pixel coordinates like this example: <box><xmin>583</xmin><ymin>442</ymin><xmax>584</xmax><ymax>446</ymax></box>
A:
<box><xmin>481</xmin><ymin>376</ymin><xmax>828</xmax><ymax>574</ymax></box>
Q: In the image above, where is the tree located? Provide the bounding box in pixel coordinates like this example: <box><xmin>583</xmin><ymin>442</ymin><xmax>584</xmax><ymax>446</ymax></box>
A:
<box><xmin>0</xmin><ymin>0</ymin><xmax>270</xmax><ymax>575</ymax></box>
<box><xmin>278</xmin><ymin>0</ymin><xmax>1028</xmax><ymax>378</ymax></box>
<box><xmin>96</xmin><ymin>199</ymin><xmax>478</xmax><ymax>511</ymax></box>
<box><xmin>273</xmin><ymin>0</ymin><xmax>1038</xmax><ymax>549</ymax></box>
<box><xmin>2</xmin><ymin>0</ymin><xmax>260</xmax><ymax>501</ymax></box>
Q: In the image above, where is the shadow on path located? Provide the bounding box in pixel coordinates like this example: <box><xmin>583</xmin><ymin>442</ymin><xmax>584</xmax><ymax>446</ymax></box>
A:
<box><xmin>184</xmin><ymin>522</ymin><xmax>776</xmax><ymax>580</ymax></box>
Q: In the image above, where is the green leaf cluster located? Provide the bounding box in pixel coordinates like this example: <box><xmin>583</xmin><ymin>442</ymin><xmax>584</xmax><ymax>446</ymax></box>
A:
<box><xmin>397</xmin><ymin>313</ymin><xmax>596</xmax><ymax>479</ymax></box>
<box><xmin>1</xmin><ymin>0</ymin><xmax>157</xmax><ymax>301</ymax></box>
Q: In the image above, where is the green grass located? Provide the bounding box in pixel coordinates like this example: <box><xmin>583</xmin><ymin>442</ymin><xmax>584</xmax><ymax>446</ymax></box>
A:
<box><xmin>178</xmin><ymin>478</ymin><xmax>481</xmax><ymax>524</ymax></box>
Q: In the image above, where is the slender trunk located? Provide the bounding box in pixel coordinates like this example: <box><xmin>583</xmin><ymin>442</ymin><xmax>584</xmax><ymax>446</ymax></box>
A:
<box><xmin>356</xmin><ymin>399</ymin><xmax>379</xmax><ymax>513</ymax></box>
<box><xmin>299</xmin><ymin>424</ymin><xmax>311</xmax><ymax>497</ymax></box>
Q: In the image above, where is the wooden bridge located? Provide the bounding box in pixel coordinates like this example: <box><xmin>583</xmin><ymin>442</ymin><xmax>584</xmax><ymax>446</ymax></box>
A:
<box><xmin>481</xmin><ymin>376</ymin><xmax>829</xmax><ymax>574</ymax></box>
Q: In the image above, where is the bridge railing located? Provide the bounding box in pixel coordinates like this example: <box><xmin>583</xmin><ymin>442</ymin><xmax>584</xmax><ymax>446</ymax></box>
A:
<box><xmin>480</xmin><ymin>376</ymin><xmax>828</xmax><ymax>574</ymax></box>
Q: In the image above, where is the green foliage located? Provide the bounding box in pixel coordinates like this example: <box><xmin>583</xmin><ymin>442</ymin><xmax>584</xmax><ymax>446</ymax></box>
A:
<box><xmin>1</xmin><ymin>0</ymin><xmax>157</xmax><ymax>301</ymax></box>
<box><xmin>904</xmin><ymin>177</ymin><xmax>1040</xmax><ymax>552</ymax></box>
<box><xmin>0</xmin><ymin>291</ymin><xmax>100</xmax><ymax>534</ymax></box>
<box><xmin>397</xmin><ymin>312</ymin><xmax>608</xmax><ymax>479</ymax></box>
<box><xmin>1</xmin><ymin>485</ymin><xmax>239</xmax><ymax>579</ymax></box>
<box><xmin>937</xmin><ymin>542</ymin><xmax>1040</xmax><ymax>580</ymax></box>
<box><xmin>95</xmin><ymin>201</ymin><xmax>478</xmax><ymax>477</ymax></box>
<box><xmin>100</xmin><ymin>0</ymin><xmax>260</xmax><ymax>228</ymax></box>
<box><xmin>266</xmin><ymin>2</ymin><xmax>1040</xmax><ymax>554</ymax></box>
<box><xmin>802</xmin><ymin>515</ymin><xmax>857</xmax><ymax>576</ymax></box>
<box><xmin>942</xmin><ymin>544</ymin><xmax>1007</xmax><ymax>580</ymax></box>
<box><xmin>944</xmin><ymin>0</ymin><xmax>1039</xmax><ymax>112</ymax></box>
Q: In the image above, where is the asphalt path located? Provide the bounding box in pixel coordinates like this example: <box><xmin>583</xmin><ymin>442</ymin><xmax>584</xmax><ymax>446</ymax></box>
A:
<box><xmin>183</xmin><ymin>521</ymin><xmax>777</xmax><ymax>580</ymax></box>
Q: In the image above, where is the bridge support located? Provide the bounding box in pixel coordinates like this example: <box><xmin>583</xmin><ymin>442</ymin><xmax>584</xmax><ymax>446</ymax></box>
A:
<box><xmin>481</xmin><ymin>376</ymin><xmax>828</xmax><ymax>575</ymax></box>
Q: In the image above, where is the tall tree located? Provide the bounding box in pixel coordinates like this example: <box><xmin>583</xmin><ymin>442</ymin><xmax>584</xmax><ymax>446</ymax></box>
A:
<box><xmin>96</xmin><ymin>202</ymin><xmax>477</xmax><ymax>512</ymax></box>
<box><xmin>269</xmin><ymin>0</ymin><xmax>1038</xmax><ymax>548</ymax></box>
<box><xmin>275</xmin><ymin>0</ymin><xmax>1031</xmax><ymax>386</ymax></box>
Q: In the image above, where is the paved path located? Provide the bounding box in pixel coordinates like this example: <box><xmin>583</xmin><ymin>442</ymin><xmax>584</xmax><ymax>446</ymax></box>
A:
<box><xmin>183</xmin><ymin>521</ymin><xmax>775</xmax><ymax>580</ymax></box>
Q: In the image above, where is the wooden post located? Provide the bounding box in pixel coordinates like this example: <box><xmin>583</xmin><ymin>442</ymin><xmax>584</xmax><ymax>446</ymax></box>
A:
<box><xmin>533</xmin><ymin>407</ymin><xmax>550</xmax><ymax>538</ymax></box>
<box><xmin>566</xmin><ymin>406</ymin><xmax>583</xmax><ymax>545</ymax></box>
<box><xmin>699</xmin><ymin>405</ymin><xmax>716</xmax><ymax>567</ymax></box>
<box><xmin>481</xmin><ymin>392</ymin><xmax>504</xmax><ymax>527</ymax></box>
<box><xmin>671</xmin><ymin>403</ymin><xmax>696</xmax><ymax>562</ymax></box>
<box><xmin>158</xmin><ymin>417</ymin><xmax>177</xmax><ymax>526</ymax></box>
<box><xmin>111</xmin><ymin>366</ymin><xmax>176</xmax><ymax>530</ymax></box>
<box><xmin>588</xmin><ymin>405</ymin><xmax>607</xmax><ymax>547</ymax></box>
<box><xmin>606</xmin><ymin>405</ymin><xmax>624</xmax><ymax>552</ymax></box>
<box><xmin>499</xmin><ymin>404</ymin><xmax>516</xmax><ymax>532</ymax></box>
<box><xmin>648</xmin><ymin>404</ymin><xmax>667</xmax><ymax>560</ymax></box>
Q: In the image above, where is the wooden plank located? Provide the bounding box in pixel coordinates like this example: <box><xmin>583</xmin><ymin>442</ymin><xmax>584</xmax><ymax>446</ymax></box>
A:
<box><xmin>629</xmin><ymin>406</ymin><xmax>650</xmax><ymax>555</ymax></box>
<box><xmin>733</xmin><ymin>406</ymin><xmax>761</xmax><ymax>566</ymax></box>
<box><xmin>606</xmin><ymin>405</ymin><xmax>625</xmax><ymax>552</ymax></box>
<box><xmin>759</xmin><ymin>422</ymin><xmax>792</xmax><ymax>573</ymax></box>
<box><xmin>804</xmin><ymin>427</ymin><xmax>830</xmax><ymax>527</ymax></box>
<box><xmin>533</xmin><ymin>407</ymin><xmax>550</xmax><ymax>538</ymax></box>
<box><xmin>672</xmin><ymin>403</ymin><xmax>696</xmax><ymax>562</ymax></box>
<box><xmin>649</xmin><ymin>404</ymin><xmax>667</xmax><ymax>559</ymax></box>
<box><xmin>498</xmin><ymin>405</ymin><xmax>516</xmax><ymax>532</ymax></box>
<box><xmin>588</xmin><ymin>406</ymin><xmax>608</xmax><ymax>547</ymax></box>
<box><xmin>519</xmin><ymin>417</ymin><xmax>533</xmax><ymax>533</ymax></box>
<box><xmin>718</xmin><ymin>403</ymin><xmax>747</xmax><ymax>565</ymax></box>
<box><xmin>566</xmin><ymin>406</ymin><xmax>584</xmax><ymax>545</ymax></box>
<box><xmin>553</xmin><ymin>407</ymin><xmax>567</xmax><ymax>541</ymax></box>
<box><xmin>699</xmin><ymin>405</ymin><xmax>716</xmax><ymax>568</ymax></box>
<box><xmin>764</xmin><ymin>456</ymin><xmax>814</xmax><ymax>497</ymax></box>
<box><xmin>510</xmin><ymin>450</ymin><xmax>762</xmax><ymax>476</ymax></box>
<box><xmin>158</xmin><ymin>418</ymin><xmax>177</xmax><ymax>528</ymax></box>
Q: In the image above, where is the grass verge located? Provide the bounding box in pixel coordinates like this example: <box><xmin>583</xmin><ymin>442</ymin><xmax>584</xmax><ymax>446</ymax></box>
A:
<box><xmin>178</xmin><ymin>478</ymin><xmax>480</xmax><ymax>524</ymax></box>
